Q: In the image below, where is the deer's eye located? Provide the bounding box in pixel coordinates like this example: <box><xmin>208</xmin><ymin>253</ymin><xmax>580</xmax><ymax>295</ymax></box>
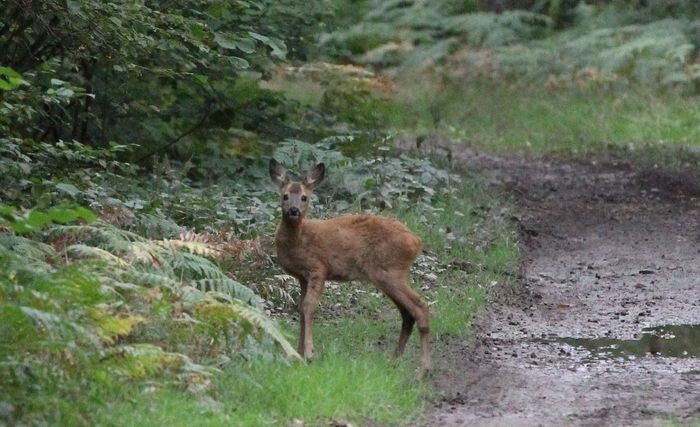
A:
<box><xmin>283</xmin><ymin>194</ymin><xmax>289</xmax><ymax>200</ymax></box>
<box><xmin>301</xmin><ymin>196</ymin><xmax>308</xmax><ymax>202</ymax></box>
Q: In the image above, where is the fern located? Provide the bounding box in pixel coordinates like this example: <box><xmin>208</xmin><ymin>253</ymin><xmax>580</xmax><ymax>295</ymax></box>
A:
<box><xmin>160</xmin><ymin>239</ymin><xmax>220</xmax><ymax>258</ymax></box>
<box><xmin>68</xmin><ymin>244</ymin><xmax>129</xmax><ymax>267</ymax></box>
<box><xmin>226</xmin><ymin>299</ymin><xmax>300</xmax><ymax>359</ymax></box>
<box><xmin>2</xmin><ymin>209</ymin><xmax>297</xmax><ymax>427</ymax></box>
<box><xmin>324</xmin><ymin>1</ymin><xmax>700</xmax><ymax>90</ymax></box>
<box><xmin>197</xmin><ymin>300</ymin><xmax>301</xmax><ymax>360</ymax></box>
<box><xmin>50</xmin><ymin>223</ymin><xmax>144</xmax><ymax>242</ymax></box>
<box><xmin>50</xmin><ymin>222</ymin><xmax>286</xmax><ymax>356</ymax></box>
<box><xmin>101</xmin><ymin>343</ymin><xmax>216</xmax><ymax>380</ymax></box>
<box><xmin>172</xmin><ymin>251</ymin><xmax>226</xmax><ymax>280</ymax></box>
<box><xmin>124</xmin><ymin>270</ymin><xmax>182</xmax><ymax>290</ymax></box>
<box><xmin>0</xmin><ymin>233</ymin><xmax>56</xmax><ymax>258</ymax></box>
<box><xmin>192</xmin><ymin>278</ymin><xmax>260</xmax><ymax>307</ymax></box>
<box><xmin>126</xmin><ymin>241</ymin><xmax>168</xmax><ymax>268</ymax></box>
<box><xmin>7</xmin><ymin>303</ymin><xmax>100</xmax><ymax>349</ymax></box>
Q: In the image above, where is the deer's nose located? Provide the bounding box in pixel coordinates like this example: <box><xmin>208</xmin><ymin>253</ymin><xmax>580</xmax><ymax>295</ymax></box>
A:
<box><xmin>288</xmin><ymin>207</ymin><xmax>300</xmax><ymax>216</ymax></box>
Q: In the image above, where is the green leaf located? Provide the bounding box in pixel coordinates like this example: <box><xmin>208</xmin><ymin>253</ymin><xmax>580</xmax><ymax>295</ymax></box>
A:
<box><xmin>56</xmin><ymin>87</ymin><xmax>75</xmax><ymax>98</ymax></box>
<box><xmin>48</xmin><ymin>205</ymin><xmax>95</xmax><ymax>224</ymax></box>
<box><xmin>248</xmin><ymin>31</ymin><xmax>270</xmax><ymax>44</ymax></box>
<box><xmin>66</xmin><ymin>0</ymin><xmax>81</xmax><ymax>14</ymax></box>
<box><xmin>124</xmin><ymin>199</ymin><xmax>145</xmax><ymax>209</ymax></box>
<box><xmin>26</xmin><ymin>211</ymin><xmax>52</xmax><ymax>230</ymax></box>
<box><xmin>267</xmin><ymin>37</ymin><xmax>288</xmax><ymax>60</ymax></box>
<box><xmin>214</xmin><ymin>32</ymin><xmax>237</xmax><ymax>50</ymax></box>
<box><xmin>236</xmin><ymin>37</ymin><xmax>256</xmax><ymax>54</ymax></box>
<box><xmin>0</xmin><ymin>204</ymin><xmax>16</xmax><ymax>220</ymax></box>
<box><xmin>0</xmin><ymin>66</ymin><xmax>28</xmax><ymax>91</ymax></box>
<box><xmin>10</xmin><ymin>221</ymin><xmax>34</xmax><ymax>234</ymax></box>
<box><xmin>17</xmin><ymin>163</ymin><xmax>31</xmax><ymax>175</ymax></box>
<box><xmin>228</xmin><ymin>57</ymin><xmax>250</xmax><ymax>69</ymax></box>
<box><xmin>249</xmin><ymin>32</ymin><xmax>287</xmax><ymax>59</ymax></box>
<box><xmin>55</xmin><ymin>183</ymin><xmax>80</xmax><ymax>196</ymax></box>
<box><xmin>194</xmin><ymin>74</ymin><xmax>208</xmax><ymax>85</ymax></box>
<box><xmin>73</xmin><ymin>206</ymin><xmax>97</xmax><ymax>223</ymax></box>
<box><xmin>48</xmin><ymin>207</ymin><xmax>80</xmax><ymax>224</ymax></box>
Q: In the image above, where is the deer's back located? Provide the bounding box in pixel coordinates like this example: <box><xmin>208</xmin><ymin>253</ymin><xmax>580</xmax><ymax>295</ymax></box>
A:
<box><xmin>275</xmin><ymin>214</ymin><xmax>422</xmax><ymax>282</ymax></box>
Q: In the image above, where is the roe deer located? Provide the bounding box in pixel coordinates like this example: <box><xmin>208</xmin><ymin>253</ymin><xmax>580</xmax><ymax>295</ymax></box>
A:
<box><xmin>269</xmin><ymin>159</ymin><xmax>431</xmax><ymax>373</ymax></box>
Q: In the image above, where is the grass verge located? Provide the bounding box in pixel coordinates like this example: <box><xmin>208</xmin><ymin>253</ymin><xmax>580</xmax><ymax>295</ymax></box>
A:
<box><xmin>386</xmin><ymin>76</ymin><xmax>700</xmax><ymax>154</ymax></box>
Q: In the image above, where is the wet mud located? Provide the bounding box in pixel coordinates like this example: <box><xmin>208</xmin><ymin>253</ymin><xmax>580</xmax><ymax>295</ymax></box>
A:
<box><xmin>406</xmin><ymin>140</ymin><xmax>700</xmax><ymax>426</ymax></box>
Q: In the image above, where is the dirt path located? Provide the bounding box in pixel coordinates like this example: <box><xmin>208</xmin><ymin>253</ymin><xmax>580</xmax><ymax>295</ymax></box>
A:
<box><xmin>414</xmin><ymin>142</ymin><xmax>700</xmax><ymax>426</ymax></box>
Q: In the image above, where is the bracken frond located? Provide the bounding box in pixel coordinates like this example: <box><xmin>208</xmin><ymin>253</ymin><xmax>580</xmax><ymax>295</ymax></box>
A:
<box><xmin>159</xmin><ymin>239</ymin><xmax>220</xmax><ymax>258</ymax></box>
<box><xmin>49</xmin><ymin>223</ymin><xmax>146</xmax><ymax>253</ymax></box>
<box><xmin>173</xmin><ymin>252</ymin><xmax>226</xmax><ymax>279</ymax></box>
<box><xmin>0</xmin><ymin>234</ymin><xmax>56</xmax><ymax>262</ymax></box>
<box><xmin>228</xmin><ymin>299</ymin><xmax>301</xmax><ymax>359</ymax></box>
<box><xmin>199</xmin><ymin>300</ymin><xmax>301</xmax><ymax>360</ymax></box>
<box><xmin>126</xmin><ymin>241</ymin><xmax>166</xmax><ymax>268</ymax></box>
<box><xmin>68</xmin><ymin>244</ymin><xmax>129</xmax><ymax>267</ymax></box>
<box><xmin>124</xmin><ymin>270</ymin><xmax>182</xmax><ymax>290</ymax></box>
<box><xmin>18</xmin><ymin>306</ymin><xmax>98</xmax><ymax>345</ymax></box>
<box><xmin>192</xmin><ymin>277</ymin><xmax>260</xmax><ymax>306</ymax></box>
<box><xmin>101</xmin><ymin>343</ymin><xmax>216</xmax><ymax>379</ymax></box>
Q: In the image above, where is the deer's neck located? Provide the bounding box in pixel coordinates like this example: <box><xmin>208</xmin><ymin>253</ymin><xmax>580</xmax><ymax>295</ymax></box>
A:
<box><xmin>277</xmin><ymin>217</ymin><xmax>304</xmax><ymax>247</ymax></box>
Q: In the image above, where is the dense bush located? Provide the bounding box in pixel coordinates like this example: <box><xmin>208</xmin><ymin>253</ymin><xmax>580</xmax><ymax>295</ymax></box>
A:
<box><xmin>0</xmin><ymin>0</ymin><xmax>326</xmax><ymax>161</ymax></box>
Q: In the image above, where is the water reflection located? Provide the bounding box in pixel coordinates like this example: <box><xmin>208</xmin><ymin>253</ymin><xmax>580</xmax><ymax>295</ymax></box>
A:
<box><xmin>537</xmin><ymin>324</ymin><xmax>700</xmax><ymax>360</ymax></box>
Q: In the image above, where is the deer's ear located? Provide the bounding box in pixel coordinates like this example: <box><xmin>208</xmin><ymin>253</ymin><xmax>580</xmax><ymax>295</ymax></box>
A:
<box><xmin>269</xmin><ymin>159</ymin><xmax>288</xmax><ymax>188</ymax></box>
<box><xmin>304</xmin><ymin>163</ymin><xmax>325</xmax><ymax>189</ymax></box>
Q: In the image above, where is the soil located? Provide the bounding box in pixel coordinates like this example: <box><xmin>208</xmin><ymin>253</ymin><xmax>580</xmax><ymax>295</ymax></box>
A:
<box><xmin>408</xmin><ymin>140</ymin><xmax>700</xmax><ymax>426</ymax></box>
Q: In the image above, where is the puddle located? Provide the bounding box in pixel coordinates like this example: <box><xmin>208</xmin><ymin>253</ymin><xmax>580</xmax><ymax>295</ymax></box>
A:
<box><xmin>539</xmin><ymin>324</ymin><xmax>700</xmax><ymax>361</ymax></box>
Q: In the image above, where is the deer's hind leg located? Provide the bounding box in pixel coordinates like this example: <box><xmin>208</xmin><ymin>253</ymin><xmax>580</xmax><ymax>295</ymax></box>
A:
<box><xmin>393</xmin><ymin>306</ymin><xmax>415</xmax><ymax>357</ymax></box>
<box><xmin>375</xmin><ymin>271</ymin><xmax>431</xmax><ymax>373</ymax></box>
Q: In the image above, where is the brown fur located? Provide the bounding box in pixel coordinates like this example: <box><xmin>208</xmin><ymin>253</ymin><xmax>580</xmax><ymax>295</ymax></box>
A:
<box><xmin>269</xmin><ymin>159</ymin><xmax>431</xmax><ymax>374</ymax></box>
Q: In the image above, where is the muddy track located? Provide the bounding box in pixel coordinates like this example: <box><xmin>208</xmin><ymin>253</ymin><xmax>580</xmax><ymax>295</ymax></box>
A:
<box><xmin>409</xmin><ymin>141</ymin><xmax>700</xmax><ymax>426</ymax></box>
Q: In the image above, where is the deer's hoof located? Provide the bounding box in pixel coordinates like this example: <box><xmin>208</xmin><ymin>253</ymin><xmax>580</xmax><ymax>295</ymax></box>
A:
<box><xmin>416</xmin><ymin>364</ymin><xmax>432</xmax><ymax>380</ymax></box>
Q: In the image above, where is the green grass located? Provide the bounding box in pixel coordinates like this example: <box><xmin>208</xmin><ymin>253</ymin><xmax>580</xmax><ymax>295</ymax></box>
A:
<box><xmin>268</xmin><ymin>64</ymin><xmax>700</xmax><ymax>159</ymax></box>
<box><xmin>664</xmin><ymin>418</ymin><xmax>700</xmax><ymax>427</ymax></box>
<box><xmin>386</xmin><ymin>77</ymin><xmax>700</xmax><ymax>153</ymax></box>
<box><xmin>220</xmin><ymin>354</ymin><xmax>424</xmax><ymax>426</ymax></box>
<box><xmin>94</xmin><ymin>353</ymin><xmax>424</xmax><ymax>426</ymax></box>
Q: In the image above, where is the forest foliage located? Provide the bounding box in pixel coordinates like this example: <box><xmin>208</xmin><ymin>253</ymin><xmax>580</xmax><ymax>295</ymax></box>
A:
<box><xmin>324</xmin><ymin>0</ymin><xmax>700</xmax><ymax>90</ymax></box>
<box><xmin>2</xmin><ymin>0</ymin><xmax>699</xmax><ymax>425</ymax></box>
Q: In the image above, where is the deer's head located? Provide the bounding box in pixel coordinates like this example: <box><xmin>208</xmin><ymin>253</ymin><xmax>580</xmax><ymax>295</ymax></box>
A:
<box><xmin>269</xmin><ymin>159</ymin><xmax>325</xmax><ymax>224</ymax></box>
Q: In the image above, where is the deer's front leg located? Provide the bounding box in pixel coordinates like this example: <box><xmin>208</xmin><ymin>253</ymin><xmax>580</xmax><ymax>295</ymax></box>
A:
<box><xmin>300</xmin><ymin>272</ymin><xmax>325</xmax><ymax>360</ymax></box>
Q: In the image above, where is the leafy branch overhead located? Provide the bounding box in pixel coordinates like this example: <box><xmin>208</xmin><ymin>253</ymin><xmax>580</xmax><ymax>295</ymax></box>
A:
<box><xmin>0</xmin><ymin>0</ymin><xmax>326</xmax><ymax>156</ymax></box>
